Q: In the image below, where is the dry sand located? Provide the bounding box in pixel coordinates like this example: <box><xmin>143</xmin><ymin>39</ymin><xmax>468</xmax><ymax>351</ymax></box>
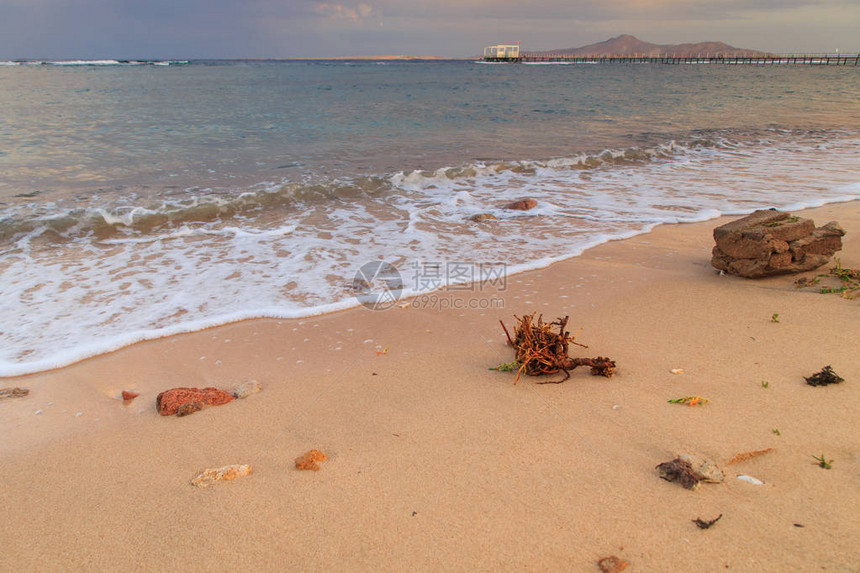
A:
<box><xmin>1</xmin><ymin>202</ymin><xmax>858</xmax><ymax>572</ymax></box>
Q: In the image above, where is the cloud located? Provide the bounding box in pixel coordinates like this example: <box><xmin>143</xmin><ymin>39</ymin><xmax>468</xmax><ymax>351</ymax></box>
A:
<box><xmin>0</xmin><ymin>0</ymin><xmax>856</xmax><ymax>58</ymax></box>
<box><xmin>314</xmin><ymin>2</ymin><xmax>374</xmax><ymax>21</ymax></box>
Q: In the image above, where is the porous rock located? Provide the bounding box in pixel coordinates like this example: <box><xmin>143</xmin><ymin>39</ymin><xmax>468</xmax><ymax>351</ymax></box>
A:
<box><xmin>156</xmin><ymin>387</ymin><xmax>234</xmax><ymax>416</ymax></box>
<box><xmin>711</xmin><ymin>209</ymin><xmax>844</xmax><ymax>278</ymax></box>
<box><xmin>295</xmin><ymin>449</ymin><xmax>328</xmax><ymax>471</ymax></box>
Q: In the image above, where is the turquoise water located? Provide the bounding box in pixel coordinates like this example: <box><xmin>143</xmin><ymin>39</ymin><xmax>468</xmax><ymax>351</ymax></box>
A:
<box><xmin>1</xmin><ymin>60</ymin><xmax>858</xmax><ymax>375</ymax></box>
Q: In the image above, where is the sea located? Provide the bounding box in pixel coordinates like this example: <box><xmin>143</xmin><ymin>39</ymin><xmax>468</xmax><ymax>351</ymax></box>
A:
<box><xmin>1</xmin><ymin>58</ymin><xmax>859</xmax><ymax>377</ymax></box>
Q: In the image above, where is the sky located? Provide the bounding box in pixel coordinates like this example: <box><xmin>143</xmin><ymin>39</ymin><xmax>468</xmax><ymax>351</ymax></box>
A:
<box><xmin>1</xmin><ymin>0</ymin><xmax>858</xmax><ymax>59</ymax></box>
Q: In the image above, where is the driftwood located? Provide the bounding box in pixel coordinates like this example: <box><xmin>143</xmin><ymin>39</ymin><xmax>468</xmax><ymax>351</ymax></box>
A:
<box><xmin>500</xmin><ymin>313</ymin><xmax>615</xmax><ymax>384</ymax></box>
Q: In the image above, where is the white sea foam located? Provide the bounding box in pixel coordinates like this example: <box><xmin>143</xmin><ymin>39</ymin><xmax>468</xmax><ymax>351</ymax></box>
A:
<box><xmin>0</xmin><ymin>132</ymin><xmax>858</xmax><ymax>377</ymax></box>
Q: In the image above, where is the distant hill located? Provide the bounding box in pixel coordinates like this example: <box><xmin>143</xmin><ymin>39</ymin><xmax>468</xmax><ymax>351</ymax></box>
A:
<box><xmin>534</xmin><ymin>35</ymin><xmax>769</xmax><ymax>57</ymax></box>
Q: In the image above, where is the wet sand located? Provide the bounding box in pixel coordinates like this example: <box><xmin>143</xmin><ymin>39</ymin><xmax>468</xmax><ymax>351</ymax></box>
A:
<box><xmin>1</xmin><ymin>202</ymin><xmax>858</xmax><ymax>572</ymax></box>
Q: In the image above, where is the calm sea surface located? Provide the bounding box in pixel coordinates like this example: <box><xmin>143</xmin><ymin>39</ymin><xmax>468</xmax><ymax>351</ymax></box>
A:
<box><xmin>1</xmin><ymin>59</ymin><xmax>859</xmax><ymax>375</ymax></box>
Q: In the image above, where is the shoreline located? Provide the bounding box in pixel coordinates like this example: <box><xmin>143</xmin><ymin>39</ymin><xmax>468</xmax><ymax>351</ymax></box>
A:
<box><xmin>2</xmin><ymin>201</ymin><xmax>858</xmax><ymax>571</ymax></box>
<box><xmin>3</xmin><ymin>196</ymin><xmax>858</xmax><ymax>380</ymax></box>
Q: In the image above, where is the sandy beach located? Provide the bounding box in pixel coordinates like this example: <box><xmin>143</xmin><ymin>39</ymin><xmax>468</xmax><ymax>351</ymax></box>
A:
<box><xmin>1</xmin><ymin>201</ymin><xmax>858</xmax><ymax>572</ymax></box>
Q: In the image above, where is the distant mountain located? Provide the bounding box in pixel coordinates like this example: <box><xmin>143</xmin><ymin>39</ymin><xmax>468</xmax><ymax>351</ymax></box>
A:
<box><xmin>535</xmin><ymin>35</ymin><xmax>769</xmax><ymax>57</ymax></box>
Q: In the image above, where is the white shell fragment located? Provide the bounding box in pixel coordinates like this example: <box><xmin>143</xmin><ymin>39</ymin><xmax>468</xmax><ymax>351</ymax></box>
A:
<box><xmin>191</xmin><ymin>464</ymin><xmax>252</xmax><ymax>487</ymax></box>
<box><xmin>736</xmin><ymin>474</ymin><xmax>764</xmax><ymax>485</ymax></box>
<box><xmin>670</xmin><ymin>368</ymin><xmax>685</xmax><ymax>375</ymax></box>
<box><xmin>232</xmin><ymin>380</ymin><xmax>262</xmax><ymax>399</ymax></box>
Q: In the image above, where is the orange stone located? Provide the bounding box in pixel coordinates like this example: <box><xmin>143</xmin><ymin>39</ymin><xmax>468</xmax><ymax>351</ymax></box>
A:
<box><xmin>504</xmin><ymin>198</ymin><xmax>538</xmax><ymax>211</ymax></box>
<box><xmin>156</xmin><ymin>387</ymin><xmax>234</xmax><ymax>416</ymax></box>
<box><xmin>295</xmin><ymin>449</ymin><xmax>328</xmax><ymax>471</ymax></box>
<box><xmin>121</xmin><ymin>390</ymin><xmax>139</xmax><ymax>401</ymax></box>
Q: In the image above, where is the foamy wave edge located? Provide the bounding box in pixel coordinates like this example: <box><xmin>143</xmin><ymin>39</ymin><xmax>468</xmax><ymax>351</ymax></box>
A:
<box><xmin>3</xmin><ymin>196</ymin><xmax>857</xmax><ymax>379</ymax></box>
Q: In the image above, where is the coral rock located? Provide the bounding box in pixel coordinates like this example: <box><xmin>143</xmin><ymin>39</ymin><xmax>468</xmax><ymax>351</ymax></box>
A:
<box><xmin>295</xmin><ymin>449</ymin><xmax>328</xmax><ymax>471</ymax></box>
<box><xmin>504</xmin><ymin>198</ymin><xmax>538</xmax><ymax>211</ymax></box>
<box><xmin>191</xmin><ymin>464</ymin><xmax>252</xmax><ymax>487</ymax></box>
<box><xmin>711</xmin><ymin>209</ymin><xmax>844</xmax><ymax>278</ymax></box>
<box><xmin>156</xmin><ymin>387</ymin><xmax>235</xmax><ymax>416</ymax></box>
<box><xmin>233</xmin><ymin>380</ymin><xmax>262</xmax><ymax>399</ymax></box>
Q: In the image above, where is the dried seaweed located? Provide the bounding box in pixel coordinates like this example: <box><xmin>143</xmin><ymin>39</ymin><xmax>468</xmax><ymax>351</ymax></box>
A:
<box><xmin>692</xmin><ymin>514</ymin><xmax>723</xmax><ymax>529</ymax></box>
<box><xmin>804</xmin><ymin>365</ymin><xmax>844</xmax><ymax>387</ymax></box>
<box><xmin>655</xmin><ymin>458</ymin><xmax>701</xmax><ymax>490</ymax></box>
<box><xmin>499</xmin><ymin>313</ymin><xmax>615</xmax><ymax>384</ymax></box>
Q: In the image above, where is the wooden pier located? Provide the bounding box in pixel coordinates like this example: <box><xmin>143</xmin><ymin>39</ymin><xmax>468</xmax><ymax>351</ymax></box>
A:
<box><xmin>484</xmin><ymin>53</ymin><xmax>860</xmax><ymax>66</ymax></box>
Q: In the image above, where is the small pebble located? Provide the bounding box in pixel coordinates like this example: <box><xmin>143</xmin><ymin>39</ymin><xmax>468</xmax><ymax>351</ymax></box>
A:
<box><xmin>35</xmin><ymin>409</ymin><xmax>43</xmax><ymax>415</ymax></box>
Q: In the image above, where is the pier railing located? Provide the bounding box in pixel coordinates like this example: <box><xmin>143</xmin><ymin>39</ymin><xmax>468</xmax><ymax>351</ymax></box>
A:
<box><xmin>485</xmin><ymin>53</ymin><xmax>860</xmax><ymax>65</ymax></box>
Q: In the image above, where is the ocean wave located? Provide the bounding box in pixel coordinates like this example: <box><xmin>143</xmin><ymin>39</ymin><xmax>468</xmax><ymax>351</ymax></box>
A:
<box><xmin>0</xmin><ymin>134</ymin><xmax>757</xmax><ymax>245</ymax></box>
<box><xmin>0</xmin><ymin>129</ymin><xmax>858</xmax><ymax>377</ymax></box>
<box><xmin>2</xmin><ymin>60</ymin><xmax>189</xmax><ymax>67</ymax></box>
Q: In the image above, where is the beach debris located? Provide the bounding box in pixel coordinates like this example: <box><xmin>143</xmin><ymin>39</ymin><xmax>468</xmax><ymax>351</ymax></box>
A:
<box><xmin>668</xmin><ymin>395</ymin><xmax>709</xmax><ymax>406</ymax></box>
<box><xmin>726</xmin><ymin>447</ymin><xmax>773</xmax><ymax>466</ymax></box>
<box><xmin>121</xmin><ymin>390</ymin><xmax>139</xmax><ymax>402</ymax></box>
<box><xmin>804</xmin><ymin>365</ymin><xmax>844</xmax><ymax>387</ymax></box>
<box><xmin>796</xmin><ymin>258</ymin><xmax>860</xmax><ymax>299</ymax></box>
<box><xmin>191</xmin><ymin>464</ymin><xmax>252</xmax><ymax>487</ymax></box>
<box><xmin>0</xmin><ymin>387</ymin><xmax>30</xmax><ymax>400</ymax></box>
<box><xmin>770</xmin><ymin>313</ymin><xmax>780</xmax><ymax>323</ymax></box>
<box><xmin>295</xmin><ymin>449</ymin><xmax>328</xmax><ymax>471</ymax></box>
<box><xmin>232</xmin><ymin>380</ymin><xmax>262</xmax><ymax>399</ymax></box>
<box><xmin>156</xmin><ymin>387</ymin><xmax>235</xmax><ymax>416</ymax></box>
<box><xmin>710</xmin><ymin>209</ymin><xmax>844</xmax><ymax>278</ymax></box>
<box><xmin>499</xmin><ymin>313</ymin><xmax>615</xmax><ymax>384</ymax></box>
<box><xmin>692</xmin><ymin>514</ymin><xmax>723</xmax><ymax>529</ymax></box>
<box><xmin>656</xmin><ymin>454</ymin><xmax>724</xmax><ymax>490</ymax></box>
<box><xmin>812</xmin><ymin>454</ymin><xmax>833</xmax><ymax>469</ymax></box>
<box><xmin>376</xmin><ymin>346</ymin><xmax>389</xmax><ymax>356</ymax></box>
<box><xmin>469</xmin><ymin>213</ymin><xmax>498</xmax><ymax>222</ymax></box>
<box><xmin>503</xmin><ymin>198</ymin><xmax>537</xmax><ymax>211</ymax></box>
<box><xmin>670</xmin><ymin>368</ymin><xmax>685</xmax><ymax>375</ymax></box>
<box><xmin>736</xmin><ymin>474</ymin><xmax>764</xmax><ymax>485</ymax></box>
<box><xmin>597</xmin><ymin>555</ymin><xmax>628</xmax><ymax>573</ymax></box>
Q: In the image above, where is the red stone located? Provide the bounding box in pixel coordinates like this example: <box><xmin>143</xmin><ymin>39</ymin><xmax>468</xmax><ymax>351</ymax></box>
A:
<box><xmin>156</xmin><ymin>387</ymin><xmax>234</xmax><ymax>416</ymax></box>
<box><xmin>121</xmin><ymin>390</ymin><xmax>139</xmax><ymax>401</ymax></box>
<box><xmin>504</xmin><ymin>198</ymin><xmax>538</xmax><ymax>211</ymax></box>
